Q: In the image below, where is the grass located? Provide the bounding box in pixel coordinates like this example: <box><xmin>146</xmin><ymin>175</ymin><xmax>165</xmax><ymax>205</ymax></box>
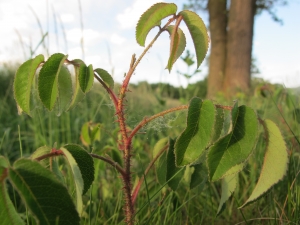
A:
<box><xmin>0</xmin><ymin>68</ymin><xmax>299</xmax><ymax>224</ymax></box>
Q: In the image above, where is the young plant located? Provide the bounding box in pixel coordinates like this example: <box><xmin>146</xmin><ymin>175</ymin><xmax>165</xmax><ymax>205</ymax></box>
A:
<box><xmin>1</xmin><ymin>3</ymin><xmax>289</xmax><ymax>225</ymax></box>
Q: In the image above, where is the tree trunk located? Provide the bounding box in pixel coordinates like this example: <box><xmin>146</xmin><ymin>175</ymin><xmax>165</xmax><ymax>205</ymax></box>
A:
<box><xmin>207</xmin><ymin>0</ymin><xmax>227</xmax><ymax>98</ymax></box>
<box><xmin>223</xmin><ymin>0</ymin><xmax>256</xmax><ymax>97</ymax></box>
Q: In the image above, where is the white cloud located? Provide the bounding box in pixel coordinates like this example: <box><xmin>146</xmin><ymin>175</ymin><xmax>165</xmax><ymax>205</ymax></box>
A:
<box><xmin>110</xmin><ymin>33</ymin><xmax>126</xmax><ymax>45</ymax></box>
<box><xmin>67</xmin><ymin>47</ymin><xmax>84</xmax><ymax>60</ymax></box>
<box><xmin>60</xmin><ymin>13</ymin><xmax>75</xmax><ymax>23</ymax></box>
<box><xmin>116</xmin><ymin>0</ymin><xmax>165</xmax><ymax>29</ymax></box>
<box><xmin>67</xmin><ymin>28</ymin><xmax>106</xmax><ymax>45</ymax></box>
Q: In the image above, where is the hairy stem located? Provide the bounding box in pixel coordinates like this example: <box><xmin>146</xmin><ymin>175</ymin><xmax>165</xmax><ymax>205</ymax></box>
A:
<box><xmin>129</xmin><ymin>105</ymin><xmax>188</xmax><ymax>141</ymax></box>
<box><xmin>107</xmin><ymin>16</ymin><xmax>178</xmax><ymax>225</ymax></box>
<box><xmin>33</xmin><ymin>150</ymin><xmax>126</xmax><ymax>178</ymax></box>
<box><xmin>131</xmin><ymin>144</ymin><xmax>169</xmax><ymax>205</ymax></box>
<box><xmin>215</xmin><ymin>104</ymin><xmax>233</xmax><ymax>110</ymax></box>
<box><xmin>118</xmin><ymin>16</ymin><xmax>177</xmax><ymax>148</ymax></box>
<box><xmin>121</xmin><ymin>17</ymin><xmax>176</xmax><ymax>96</ymax></box>
<box><xmin>115</xmin><ymin>17</ymin><xmax>177</xmax><ymax>225</ymax></box>
<box><xmin>94</xmin><ymin>73</ymin><xmax>118</xmax><ymax>109</ymax></box>
<box><xmin>34</xmin><ymin>149</ymin><xmax>63</xmax><ymax>161</ymax></box>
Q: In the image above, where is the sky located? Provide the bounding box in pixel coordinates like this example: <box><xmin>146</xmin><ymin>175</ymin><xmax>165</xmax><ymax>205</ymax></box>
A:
<box><xmin>0</xmin><ymin>0</ymin><xmax>299</xmax><ymax>88</ymax></box>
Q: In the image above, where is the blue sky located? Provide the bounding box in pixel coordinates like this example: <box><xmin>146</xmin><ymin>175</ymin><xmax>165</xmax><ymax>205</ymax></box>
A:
<box><xmin>0</xmin><ymin>0</ymin><xmax>299</xmax><ymax>87</ymax></box>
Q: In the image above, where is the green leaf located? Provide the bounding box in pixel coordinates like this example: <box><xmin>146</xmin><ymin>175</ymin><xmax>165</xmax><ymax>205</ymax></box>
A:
<box><xmin>207</xmin><ymin>103</ymin><xmax>258</xmax><ymax>181</ymax></box>
<box><xmin>210</xmin><ymin>107</ymin><xmax>225</xmax><ymax>143</ymax></box>
<box><xmin>14</xmin><ymin>54</ymin><xmax>44</xmax><ymax>115</ymax></box>
<box><xmin>156</xmin><ymin>151</ymin><xmax>167</xmax><ymax>185</ymax></box>
<box><xmin>56</xmin><ymin>65</ymin><xmax>73</xmax><ymax>115</ymax></box>
<box><xmin>80</xmin><ymin>122</ymin><xmax>92</xmax><ymax>146</ymax></box>
<box><xmin>30</xmin><ymin>146</ymin><xmax>52</xmax><ymax>167</ymax></box>
<box><xmin>222</xmin><ymin>162</ymin><xmax>245</xmax><ymax>178</ymax></box>
<box><xmin>166</xmin><ymin>25</ymin><xmax>186</xmax><ymax>72</ymax></box>
<box><xmin>60</xmin><ymin>147</ymin><xmax>84</xmax><ymax>214</ymax></box>
<box><xmin>60</xmin><ymin>145</ymin><xmax>94</xmax><ymax>214</ymax></box>
<box><xmin>90</xmin><ymin>124</ymin><xmax>101</xmax><ymax>142</ymax></box>
<box><xmin>80</xmin><ymin>122</ymin><xmax>101</xmax><ymax>147</ymax></box>
<box><xmin>136</xmin><ymin>3</ymin><xmax>177</xmax><ymax>46</ymax></box>
<box><xmin>94</xmin><ymin>68</ymin><xmax>114</xmax><ymax>89</ymax></box>
<box><xmin>179</xmin><ymin>10</ymin><xmax>209</xmax><ymax>68</ymax></box>
<box><xmin>175</xmin><ymin>98</ymin><xmax>215</xmax><ymax>166</ymax></box>
<box><xmin>51</xmin><ymin>158</ymin><xmax>65</xmax><ymax>184</ymax></box>
<box><xmin>79</xmin><ymin>64</ymin><xmax>94</xmax><ymax>93</ymax></box>
<box><xmin>217</xmin><ymin>173</ymin><xmax>238</xmax><ymax>216</ymax></box>
<box><xmin>110</xmin><ymin>149</ymin><xmax>123</xmax><ymax>167</ymax></box>
<box><xmin>167</xmin><ymin>138</ymin><xmax>185</xmax><ymax>191</ymax></box>
<box><xmin>8</xmin><ymin>158</ymin><xmax>79</xmax><ymax>225</ymax></box>
<box><xmin>67</xmin><ymin>59</ymin><xmax>86</xmax><ymax>110</ymax></box>
<box><xmin>153</xmin><ymin>137</ymin><xmax>168</xmax><ymax>159</ymax></box>
<box><xmin>190</xmin><ymin>163</ymin><xmax>207</xmax><ymax>189</ymax></box>
<box><xmin>0</xmin><ymin>155</ymin><xmax>9</xmax><ymax>168</ymax></box>
<box><xmin>62</xmin><ymin>144</ymin><xmax>94</xmax><ymax>195</ymax></box>
<box><xmin>154</xmin><ymin>138</ymin><xmax>168</xmax><ymax>185</ymax></box>
<box><xmin>38</xmin><ymin>53</ymin><xmax>68</xmax><ymax>110</ymax></box>
<box><xmin>240</xmin><ymin>120</ymin><xmax>288</xmax><ymax>208</ymax></box>
<box><xmin>0</xmin><ymin>166</ymin><xmax>24</xmax><ymax>225</ymax></box>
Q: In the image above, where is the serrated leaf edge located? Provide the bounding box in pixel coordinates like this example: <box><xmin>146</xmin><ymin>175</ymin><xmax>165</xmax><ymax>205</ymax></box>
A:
<box><xmin>136</xmin><ymin>3</ymin><xmax>177</xmax><ymax>46</ymax></box>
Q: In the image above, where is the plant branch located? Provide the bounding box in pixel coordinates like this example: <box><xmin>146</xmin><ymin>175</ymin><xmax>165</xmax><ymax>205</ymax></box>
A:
<box><xmin>94</xmin><ymin>72</ymin><xmax>118</xmax><ymax>109</ymax></box>
<box><xmin>129</xmin><ymin>105</ymin><xmax>188</xmax><ymax>141</ymax></box>
<box><xmin>115</xmin><ymin>16</ymin><xmax>177</xmax><ymax>224</ymax></box>
<box><xmin>117</xmin><ymin>15</ymin><xmax>178</xmax><ymax>150</ymax></box>
<box><xmin>128</xmin><ymin>103</ymin><xmax>232</xmax><ymax>142</ymax></box>
<box><xmin>121</xmin><ymin>16</ymin><xmax>177</xmax><ymax>95</ymax></box>
<box><xmin>131</xmin><ymin>144</ymin><xmax>169</xmax><ymax>205</ymax></box>
<box><xmin>90</xmin><ymin>153</ymin><xmax>126</xmax><ymax>177</ymax></box>
<box><xmin>215</xmin><ymin>104</ymin><xmax>233</xmax><ymax>110</ymax></box>
<box><xmin>34</xmin><ymin>149</ymin><xmax>64</xmax><ymax>161</ymax></box>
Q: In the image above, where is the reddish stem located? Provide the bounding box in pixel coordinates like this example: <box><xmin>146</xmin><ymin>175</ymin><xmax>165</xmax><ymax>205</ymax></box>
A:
<box><xmin>94</xmin><ymin>73</ymin><xmax>118</xmax><ymax>110</ymax></box>
<box><xmin>215</xmin><ymin>104</ymin><xmax>233</xmax><ymax>110</ymax></box>
<box><xmin>129</xmin><ymin>105</ymin><xmax>188</xmax><ymax>141</ymax></box>
<box><xmin>34</xmin><ymin>149</ymin><xmax>64</xmax><ymax>161</ymax></box>
<box><xmin>0</xmin><ymin>168</ymin><xmax>8</xmax><ymax>182</ymax></box>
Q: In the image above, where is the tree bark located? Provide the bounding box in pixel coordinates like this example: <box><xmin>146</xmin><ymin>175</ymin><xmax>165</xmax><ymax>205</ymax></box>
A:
<box><xmin>207</xmin><ymin>0</ymin><xmax>227</xmax><ymax>98</ymax></box>
<box><xmin>223</xmin><ymin>0</ymin><xmax>256</xmax><ymax>97</ymax></box>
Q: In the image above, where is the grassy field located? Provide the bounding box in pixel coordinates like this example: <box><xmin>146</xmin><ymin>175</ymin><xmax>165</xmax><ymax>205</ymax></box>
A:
<box><xmin>0</xmin><ymin>66</ymin><xmax>299</xmax><ymax>224</ymax></box>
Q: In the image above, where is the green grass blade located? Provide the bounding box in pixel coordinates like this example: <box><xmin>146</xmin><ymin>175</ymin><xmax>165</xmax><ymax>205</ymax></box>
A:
<box><xmin>240</xmin><ymin>119</ymin><xmax>288</xmax><ymax>208</ymax></box>
<box><xmin>0</xmin><ymin>166</ymin><xmax>23</xmax><ymax>225</ymax></box>
<box><xmin>13</xmin><ymin>54</ymin><xmax>44</xmax><ymax>115</ymax></box>
<box><xmin>175</xmin><ymin>98</ymin><xmax>215</xmax><ymax>166</ymax></box>
<box><xmin>136</xmin><ymin>3</ymin><xmax>177</xmax><ymax>46</ymax></box>
<box><xmin>8</xmin><ymin>158</ymin><xmax>79</xmax><ymax>225</ymax></box>
<box><xmin>94</xmin><ymin>68</ymin><xmax>114</xmax><ymax>89</ymax></box>
<box><xmin>38</xmin><ymin>53</ymin><xmax>68</xmax><ymax>110</ymax></box>
<box><xmin>179</xmin><ymin>10</ymin><xmax>209</xmax><ymax>68</ymax></box>
<box><xmin>207</xmin><ymin>103</ymin><xmax>258</xmax><ymax>181</ymax></box>
<box><xmin>166</xmin><ymin>25</ymin><xmax>186</xmax><ymax>72</ymax></box>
